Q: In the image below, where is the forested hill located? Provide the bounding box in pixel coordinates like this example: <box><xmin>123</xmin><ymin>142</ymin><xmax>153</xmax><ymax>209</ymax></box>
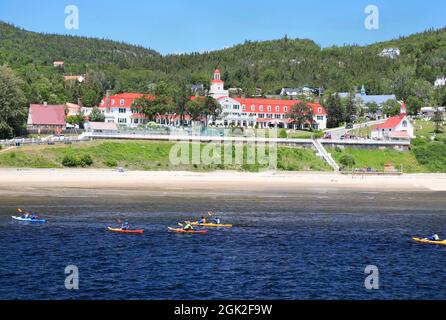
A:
<box><xmin>0</xmin><ymin>22</ymin><xmax>160</xmax><ymax>69</ymax></box>
<box><xmin>1</xmin><ymin>21</ymin><xmax>446</xmax><ymax>106</ymax></box>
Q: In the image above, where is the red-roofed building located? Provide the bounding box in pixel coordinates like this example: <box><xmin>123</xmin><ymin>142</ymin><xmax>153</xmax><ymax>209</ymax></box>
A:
<box><xmin>96</xmin><ymin>70</ymin><xmax>327</xmax><ymax>129</ymax></box>
<box><xmin>210</xmin><ymin>70</ymin><xmax>327</xmax><ymax>129</ymax></box>
<box><xmin>371</xmin><ymin>101</ymin><xmax>414</xmax><ymax>141</ymax></box>
<box><xmin>27</xmin><ymin>104</ymin><xmax>66</xmax><ymax>132</ymax></box>
<box><xmin>99</xmin><ymin>93</ymin><xmax>150</xmax><ymax>126</ymax></box>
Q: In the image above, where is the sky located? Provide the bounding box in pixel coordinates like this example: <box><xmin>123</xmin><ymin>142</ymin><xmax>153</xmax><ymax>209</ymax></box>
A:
<box><xmin>0</xmin><ymin>0</ymin><xmax>445</xmax><ymax>55</ymax></box>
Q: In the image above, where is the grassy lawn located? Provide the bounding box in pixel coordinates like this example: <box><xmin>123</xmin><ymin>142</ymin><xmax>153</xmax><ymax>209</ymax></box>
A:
<box><xmin>0</xmin><ymin>140</ymin><xmax>330</xmax><ymax>172</ymax></box>
<box><xmin>329</xmin><ymin>148</ymin><xmax>427</xmax><ymax>173</ymax></box>
<box><xmin>414</xmin><ymin>119</ymin><xmax>445</xmax><ymax>139</ymax></box>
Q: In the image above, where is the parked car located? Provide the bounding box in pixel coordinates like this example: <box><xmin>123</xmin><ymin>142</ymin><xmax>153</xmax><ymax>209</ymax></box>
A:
<box><xmin>345</xmin><ymin>123</ymin><xmax>354</xmax><ymax>130</ymax></box>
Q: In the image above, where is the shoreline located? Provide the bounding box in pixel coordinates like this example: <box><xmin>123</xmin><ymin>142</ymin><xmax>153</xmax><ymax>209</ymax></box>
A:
<box><xmin>0</xmin><ymin>169</ymin><xmax>445</xmax><ymax>193</ymax></box>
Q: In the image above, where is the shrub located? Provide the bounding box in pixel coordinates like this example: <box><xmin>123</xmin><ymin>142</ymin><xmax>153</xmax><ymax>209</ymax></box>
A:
<box><xmin>279</xmin><ymin>129</ymin><xmax>288</xmax><ymax>139</ymax></box>
<box><xmin>104</xmin><ymin>159</ymin><xmax>118</xmax><ymax>168</ymax></box>
<box><xmin>79</xmin><ymin>154</ymin><xmax>93</xmax><ymax>167</ymax></box>
<box><xmin>62</xmin><ymin>155</ymin><xmax>79</xmax><ymax>167</ymax></box>
<box><xmin>339</xmin><ymin>154</ymin><xmax>356</xmax><ymax>168</ymax></box>
<box><xmin>9</xmin><ymin>152</ymin><xmax>16</xmax><ymax>158</ymax></box>
<box><xmin>334</xmin><ymin>146</ymin><xmax>342</xmax><ymax>153</ymax></box>
<box><xmin>312</xmin><ymin>131</ymin><xmax>324</xmax><ymax>139</ymax></box>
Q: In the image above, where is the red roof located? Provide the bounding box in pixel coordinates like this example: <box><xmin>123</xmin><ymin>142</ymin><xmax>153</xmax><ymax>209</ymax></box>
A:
<box><xmin>214</xmin><ymin>69</ymin><xmax>221</xmax><ymax>74</ymax></box>
<box><xmin>211</xmin><ymin>79</ymin><xmax>224</xmax><ymax>83</ymax></box>
<box><xmin>230</xmin><ymin>97</ymin><xmax>327</xmax><ymax>116</ymax></box>
<box><xmin>99</xmin><ymin>93</ymin><xmax>154</xmax><ymax>109</ymax></box>
<box><xmin>29</xmin><ymin>104</ymin><xmax>66</xmax><ymax>126</ymax></box>
<box><xmin>375</xmin><ymin>115</ymin><xmax>405</xmax><ymax>129</ymax></box>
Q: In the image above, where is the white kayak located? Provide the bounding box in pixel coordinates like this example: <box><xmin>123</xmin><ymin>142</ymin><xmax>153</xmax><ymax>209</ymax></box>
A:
<box><xmin>12</xmin><ymin>216</ymin><xmax>47</xmax><ymax>223</ymax></box>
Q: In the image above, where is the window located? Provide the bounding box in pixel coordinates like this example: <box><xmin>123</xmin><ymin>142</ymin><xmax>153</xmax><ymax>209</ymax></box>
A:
<box><xmin>242</xmin><ymin>105</ymin><xmax>246</xmax><ymax>111</ymax></box>
<box><xmin>259</xmin><ymin>105</ymin><xmax>264</xmax><ymax>111</ymax></box>
<box><xmin>111</xmin><ymin>99</ymin><xmax>115</xmax><ymax>106</ymax></box>
<box><xmin>233</xmin><ymin>105</ymin><xmax>240</xmax><ymax>110</ymax></box>
<box><xmin>120</xmin><ymin>99</ymin><xmax>125</xmax><ymax>106</ymax></box>
<box><xmin>258</xmin><ymin>114</ymin><xmax>265</xmax><ymax>118</ymax></box>
<box><xmin>133</xmin><ymin>119</ymin><xmax>139</xmax><ymax>124</ymax></box>
<box><xmin>318</xmin><ymin>108</ymin><xmax>322</xmax><ymax>113</ymax></box>
<box><xmin>276</xmin><ymin>106</ymin><xmax>280</xmax><ymax>112</ymax></box>
<box><xmin>317</xmin><ymin>116</ymin><xmax>324</xmax><ymax>120</ymax></box>
<box><xmin>251</xmin><ymin>105</ymin><xmax>255</xmax><ymax>111</ymax></box>
<box><xmin>402</xmin><ymin>121</ymin><xmax>407</xmax><ymax>128</ymax></box>
<box><xmin>118</xmin><ymin>118</ymin><xmax>127</xmax><ymax>124</ymax></box>
<box><xmin>267</xmin><ymin>105</ymin><xmax>272</xmax><ymax>112</ymax></box>
<box><xmin>284</xmin><ymin>106</ymin><xmax>288</xmax><ymax>112</ymax></box>
<box><xmin>119</xmin><ymin>108</ymin><xmax>126</xmax><ymax>114</ymax></box>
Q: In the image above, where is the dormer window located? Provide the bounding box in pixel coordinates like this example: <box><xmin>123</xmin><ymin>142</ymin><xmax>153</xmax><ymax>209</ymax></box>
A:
<box><xmin>120</xmin><ymin>99</ymin><xmax>125</xmax><ymax>106</ymax></box>
<box><xmin>267</xmin><ymin>106</ymin><xmax>272</xmax><ymax>112</ymax></box>
<box><xmin>251</xmin><ymin>105</ymin><xmax>255</xmax><ymax>111</ymax></box>
<box><xmin>284</xmin><ymin>106</ymin><xmax>288</xmax><ymax>112</ymax></box>
<box><xmin>276</xmin><ymin>106</ymin><xmax>280</xmax><ymax>112</ymax></box>
<box><xmin>259</xmin><ymin>105</ymin><xmax>264</xmax><ymax>111</ymax></box>
<box><xmin>111</xmin><ymin>99</ymin><xmax>115</xmax><ymax>106</ymax></box>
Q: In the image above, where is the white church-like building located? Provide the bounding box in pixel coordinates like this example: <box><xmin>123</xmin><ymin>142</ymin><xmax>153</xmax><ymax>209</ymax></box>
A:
<box><xmin>371</xmin><ymin>101</ymin><xmax>414</xmax><ymax>141</ymax></box>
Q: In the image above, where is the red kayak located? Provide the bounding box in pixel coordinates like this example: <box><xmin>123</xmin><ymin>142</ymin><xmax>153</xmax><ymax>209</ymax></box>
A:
<box><xmin>168</xmin><ymin>227</ymin><xmax>207</xmax><ymax>234</ymax></box>
<box><xmin>108</xmin><ymin>227</ymin><xmax>144</xmax><ymax>234</ymax></box>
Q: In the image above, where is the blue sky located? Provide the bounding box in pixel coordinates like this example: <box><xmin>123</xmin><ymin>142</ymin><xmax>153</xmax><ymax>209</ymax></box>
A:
<box><xmin>0</xmin><ymin>0</ymin><xmax>444</xmax><ymax>55</ymax></box>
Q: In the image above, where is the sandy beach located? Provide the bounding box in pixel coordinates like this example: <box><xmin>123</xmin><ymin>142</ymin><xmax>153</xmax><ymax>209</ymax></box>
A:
<box><xmin>0</xmin><ymin>169</ymin><xmax>445</xmax><ymax>194</ymax></box>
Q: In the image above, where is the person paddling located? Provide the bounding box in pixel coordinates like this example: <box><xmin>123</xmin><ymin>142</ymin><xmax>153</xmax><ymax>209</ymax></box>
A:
<box><xmin>183</xmin><ymin>222</ymin><xmax>194</xmax><ymax>231</ymax></box>
<box><xmin>198</xmin><ymin>215</ymin><xmax>207</xmax><ymax>224</ymax></box>
<box><xmin>121</xmin><ymin>221</ymin><xmax>130</xmax><ymax>231</ymax></box>
<box><xmin>211</xmin><ymin>216</ymin><xmax>221</xmax><ymax>225</ymax></box>
<box><xmin>426</xmin><ymin>234</ymin><xmax>441</xmax><ymax>241</ymax></box>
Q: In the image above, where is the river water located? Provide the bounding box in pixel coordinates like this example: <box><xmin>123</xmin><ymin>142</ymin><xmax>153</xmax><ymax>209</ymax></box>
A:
<box><xmin>1</xmin><ymin>188</ymin><xmax>445</xmax><ymax>300</ymax></box>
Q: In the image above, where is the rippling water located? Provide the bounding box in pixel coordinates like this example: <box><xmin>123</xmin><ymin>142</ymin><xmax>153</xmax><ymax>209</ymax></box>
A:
<box><xmin>1</xmin><ymin>189</ymin><xmax>446</xmax><ymax>300</ymax></box>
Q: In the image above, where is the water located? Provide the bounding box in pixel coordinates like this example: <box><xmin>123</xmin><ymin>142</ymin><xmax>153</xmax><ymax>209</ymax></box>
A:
<box><xmin>1</xmin><ymin>189</ymin><xmax>446</xmax><ymax>300</ymax></box>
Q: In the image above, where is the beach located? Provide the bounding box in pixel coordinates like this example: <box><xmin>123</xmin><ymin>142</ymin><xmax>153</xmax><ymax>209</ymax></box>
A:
<box><xmin>0</xmin><ymin>169</ymin><xmax>445</xmax><ymax>194</ymax></box>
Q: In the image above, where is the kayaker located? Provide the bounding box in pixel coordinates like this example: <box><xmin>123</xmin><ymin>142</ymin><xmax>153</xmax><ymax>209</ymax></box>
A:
<box><xmin>211</xmin><ymin>217</ymin><xmax>221</xmax><ymax>225</ymax></box>
<box><xmin>183</xmin><ymin>222</ymin><xmax>194</xmax><ymax>231</ymax></box>
<box><xmin>121</xmin><ymin>221</ymin><xmax>130</xmax><ymax>231</ymax></box>
<box><xmin>427</xmin><ymin>234</ymin><xmax>441</xmax><ymax>241</ymax></box>
<box><xmin>198</xmin><ymin>216</ymin><xmax>207</xmax><ymax>224</ymax></box>
<box><xmin>22</xmin><ymin>213</ymin><xmax>30</xmax><ymax>219</ymax></box>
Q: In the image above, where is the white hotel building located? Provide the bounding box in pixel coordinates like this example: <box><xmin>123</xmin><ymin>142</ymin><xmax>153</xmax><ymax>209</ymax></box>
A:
<box><xmin>98</xmin><ymin>70</ymin><xmax>327</xmax><ymax>130</ymax></box>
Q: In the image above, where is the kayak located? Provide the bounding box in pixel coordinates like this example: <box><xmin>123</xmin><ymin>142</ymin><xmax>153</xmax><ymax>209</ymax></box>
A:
<box><xmin>188</xmin><ymin>221</ymin><xmax>232</xmax><ymax>228</ymax></box>
<box><xmin>168</xmin><ymin>227</ymin><xmax>207</xmax><ymax>234</ymax></box>
<box><xmin>108</xmin><ymin>227</ymin><xmax>144</xmax><ymax>234</ymax></box>
<box><xmin>12</xmin><ymin>216</ymin><xmax>47</xmax><ymax>223</ymax></box>
<box><xmin>412</xmin><ymin>237</ymin><xmax>446</xmax><ymax>246</ymax></box>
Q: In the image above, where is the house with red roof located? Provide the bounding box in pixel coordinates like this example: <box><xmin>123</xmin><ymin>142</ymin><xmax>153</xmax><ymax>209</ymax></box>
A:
<box><xmin>209</xmin><ymin>70</ymin><xmax>327</xmax><ymax>129</ymax></box>
<box><xmin>371</xmin><ymin>101</ymin><xmax>414</xmax><ymax>141</ymax></box>
<box><xmin>97</xmin><ymin>70</ymin><xmax>327</xmax><ymax>129</ymax></box>
<box><xmin>27</xmin><ymin>104</ymin><xmax>66</xmax><ymax>132</ymax></box>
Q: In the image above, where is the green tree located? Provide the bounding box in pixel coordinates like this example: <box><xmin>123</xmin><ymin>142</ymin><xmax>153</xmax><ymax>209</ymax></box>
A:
<box><xmin>343</xmin><ymin>94</ymin><xmax>357</xmax><ymax>123</ymax></box>
<box><xmin>323</xmin><ymin>93</ymin><xmax>344</xmax><ymax>128</ymax></box>
<box><xmin>406</xmin><ymin>95</ymin><xmax>424</xmax><ymax>115</ymax></box>
<box><xmin>289</xmin><ymin>101</ymin><xmax>314</xmax><ymax>130</ymax></box>
<box><xmin>432</xmin><ymin>107</ymin><xmax>444</xmax><ymax>133</ymax></box>
<box><xmin>66</xmin><ymin>113</ymin><xmax>85</xmax><ymax>128</ymax></box>
<box><xmin>89</xmin><ymin>106</ymin><xmax>105</xmax><ymax>122</ymax></box>
<box><xmin>0</xmin><ymin>65</ymin><xmax>27</xmax><ymax>138</ymax></box>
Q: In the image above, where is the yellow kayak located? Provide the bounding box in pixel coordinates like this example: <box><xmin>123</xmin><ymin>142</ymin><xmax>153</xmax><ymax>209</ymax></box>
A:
<box><xmin>412</xmin><ymin>237</ymin><xmax>446</xmax><ymax>246</ymax></box>
<box><xmin>187</xmin><ymin>221</ymin><xmax>233</xmax><ymax>228</ymax></box>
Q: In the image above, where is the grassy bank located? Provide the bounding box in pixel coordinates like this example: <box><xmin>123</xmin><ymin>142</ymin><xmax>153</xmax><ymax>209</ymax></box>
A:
<box><xmin>0</xmin><ymin>140</ymin><xmax>330</xmax><ymax>172</ymax></box>
<box><xmin>329</xmin><ymin>148</ymin><xmax>427</xmax><ymax>173</ymax></box>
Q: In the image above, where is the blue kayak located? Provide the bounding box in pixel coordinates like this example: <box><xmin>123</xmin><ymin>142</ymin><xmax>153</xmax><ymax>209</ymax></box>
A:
<box><xmin>12</xmin><ymin>216</ymin><xmax>47</xmax><ymax>223</ymax></box>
